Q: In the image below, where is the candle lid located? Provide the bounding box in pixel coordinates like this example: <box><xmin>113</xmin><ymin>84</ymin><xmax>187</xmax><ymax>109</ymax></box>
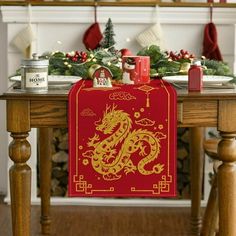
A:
<box><xmin>192</xmin><ymin>60</ymin><xmax>201</xmax><ymax>66</ymax></box>
<box><xmin>21</xmin><ymin>53</ymin><xmax>49</xmax><ymax>67</ymax></box>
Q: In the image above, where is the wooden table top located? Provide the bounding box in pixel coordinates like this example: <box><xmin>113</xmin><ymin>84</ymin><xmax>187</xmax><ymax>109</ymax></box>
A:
<box><xmin>1</xmin><ymin>83</ymin><xmax>236</xmax><ymax>101</ymax></box>
<box><xmin>1</xmin><ymin>82</ymin><xmax>236</xmax><ymax>129</ymax></box>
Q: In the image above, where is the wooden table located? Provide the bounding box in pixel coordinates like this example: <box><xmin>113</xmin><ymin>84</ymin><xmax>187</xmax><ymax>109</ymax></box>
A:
<box><xmin>1</xmin><ymin>85</ymin><xmax>236</xmax><ymax>236</ymax></box>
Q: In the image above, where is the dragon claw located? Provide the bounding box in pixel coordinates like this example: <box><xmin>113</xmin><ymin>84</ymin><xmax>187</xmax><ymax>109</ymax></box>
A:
<box><xmin>103</xmin><ymin>155</ymin><xmax>115</xmax><ymax>164</ymax></box>
<box><xmin>139</xmin><ymin>144</ymin><xmax>147</xmax><ymax>156</ymax></box>
<box><xmin>124</xmin><ymin>160</ymin><xmax>137</xmax><ymax>175</ymax></box>
<box><xmin>88</xmin><ymin>134</ymin><xmax>100</xmax><ymax>147</ymax></box>
<box><xmin>103</xmin><ymin>173</ymin><xmax>121</xmax><ymax>181</ymax></box>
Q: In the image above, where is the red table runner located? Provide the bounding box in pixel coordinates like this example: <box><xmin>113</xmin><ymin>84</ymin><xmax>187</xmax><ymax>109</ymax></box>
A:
<box><xmin>68</xmin><ymin>79</ymin><xmax>177</xmax><ymax>197</ymax></box>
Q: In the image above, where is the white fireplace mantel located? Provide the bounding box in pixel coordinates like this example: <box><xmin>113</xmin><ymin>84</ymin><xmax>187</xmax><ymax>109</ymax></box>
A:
<box><xmin>1</xmin><ymin>6</ymin><xmax>236</xmax><ymax>24</ymax></box>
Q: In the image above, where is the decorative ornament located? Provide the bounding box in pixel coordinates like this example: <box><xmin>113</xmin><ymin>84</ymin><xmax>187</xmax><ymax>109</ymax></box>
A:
<box><xmin>66</xmin><ymin>51</ymin><xmax>88</xmax><ymax>63</ymax></box>
<box><xmin>119</xmin><ymin>48</ymin><xmax>133</xmax><ymax>57</ymax></box>
<box><xmin>179</xmin><ymin>62</ymin><xmax>191</xmax><ymax>75</ymax></box>
<box><xmin>166</xmin><ymin>49</ymin><xmax>195</xmax><ymax>61</ymax></box>
<box><xmin>88</xmin><ymin>64</ymin><xmax>102</xmax><ymax>79</ymax></box>
<box><xmin>100</xmin><ymin>18</ymin><xmax>116</xmax><ymax>51</ymax></box>
<box><xmin>92</xmin><ymin>66</ymin><xmax>113</xmax><ymax>88</ymax></box>
<box><xmin>137</xmin><ymin>84</ymin><xmax>157</xmax><ymax>108</ymax></box>
<box><xmin>165</xmin><ymin>49</ymin><xmax>194</xmax><ymax>75</ymax></box>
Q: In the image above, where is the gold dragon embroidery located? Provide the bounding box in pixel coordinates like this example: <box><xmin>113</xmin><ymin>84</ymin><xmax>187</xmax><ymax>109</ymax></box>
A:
<box><xmin>82</xmin><ymin>105</ymin><xmax>166</xmax><ymax>181</ymax></box>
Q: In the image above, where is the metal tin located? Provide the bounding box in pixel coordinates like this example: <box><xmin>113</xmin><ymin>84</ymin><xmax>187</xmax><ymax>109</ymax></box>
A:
<box><xmin>21</xmin><ymin>53</ymin><xmax>49</xmax><ymax>93</ymax></box>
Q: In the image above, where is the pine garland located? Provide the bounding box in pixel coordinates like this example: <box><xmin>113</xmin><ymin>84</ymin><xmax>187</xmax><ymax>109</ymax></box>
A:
<box><xmin>202</xmin><ymin>59</ymin><xmax>232</xmax><ymax>76</ymax></box>
<box><xmin>137</xmin><ymin>45</ymin><xmax>235</xmax><ymax>79</ymax></box>
<box><xmin>11</xmin><ymin>45</ymin><xmax>234</xmax><ymax>82</ymax></box>
<box><xmin>40</xmin><ymin>48</ymin><xmax>122</xmax><ymax>80</ymax></box>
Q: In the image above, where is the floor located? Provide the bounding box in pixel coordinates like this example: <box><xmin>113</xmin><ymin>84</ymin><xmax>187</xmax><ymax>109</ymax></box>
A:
<box><xmin>0</xmin><ymin>196</ymin><xmax>197</xmax><ymax>236</ymax></box>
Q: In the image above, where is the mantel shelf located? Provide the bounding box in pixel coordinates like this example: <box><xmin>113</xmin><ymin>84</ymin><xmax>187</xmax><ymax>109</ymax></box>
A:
<box><xmin>0</xmin><ymin>1</ymin><xmax>236</xmax><ymax>8</ymax></box>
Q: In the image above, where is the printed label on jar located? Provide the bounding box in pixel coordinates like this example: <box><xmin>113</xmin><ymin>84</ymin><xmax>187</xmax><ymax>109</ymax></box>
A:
<box><xmin>25</xmin><ymin>72</ymin><xmax>48</xmax><ymax>88</ymax></box>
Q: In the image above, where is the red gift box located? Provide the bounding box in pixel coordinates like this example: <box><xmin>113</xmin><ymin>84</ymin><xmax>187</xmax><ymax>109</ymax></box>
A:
<box><xmin>122</xmin><ymin>56</ymin><xmax>150</xmax><ymax>84</ymax></box>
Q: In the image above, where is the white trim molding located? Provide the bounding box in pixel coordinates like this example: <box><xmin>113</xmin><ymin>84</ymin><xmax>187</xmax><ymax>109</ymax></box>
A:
<box><xmin>4</xmin><ymin>196</ymin><xmax>208</xmax><ymax>207</ymax></box>
<box><xmin>1</xmin><ymin>6</ymin><xmax>236</xmax><ymax>25</ymax></box>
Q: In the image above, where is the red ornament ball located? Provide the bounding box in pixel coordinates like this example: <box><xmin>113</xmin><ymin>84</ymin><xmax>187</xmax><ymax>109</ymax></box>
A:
<box><xmin>120</xmin><ymin>48</ymin><xmax>133</xmax><ymax>57</ymax></box>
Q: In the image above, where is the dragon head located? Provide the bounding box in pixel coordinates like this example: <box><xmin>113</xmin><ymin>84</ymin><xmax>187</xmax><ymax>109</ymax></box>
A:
<box><xmin>95</xmin><ymin>104</ymin><xmax>131</xmax><ymax>134</ymax></box>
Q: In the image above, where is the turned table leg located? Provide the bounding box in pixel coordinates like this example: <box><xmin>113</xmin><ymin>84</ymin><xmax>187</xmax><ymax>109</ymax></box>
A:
<box><xmin>190</xmin><ymin>127</ymin><xmax>204</xmax><ymax>235</ymax></box>
<box><xmin>7</xmin><ymin>100</ymin><xmax>31</xmax><ymax>236</ymax></box>
<box><xmin>38</xmin><ymin>128</ymin><xmax>52</xmax><ymax>235</ymax></box>
<box><xmin>200</xmin><ymin>167</ymin><xmax>219</xmax><ymax>236</ymax></box>
<box><xmin>217</xmin><ymin>132</ymin><xmax>236</xmax><ymax>236</ymax></box>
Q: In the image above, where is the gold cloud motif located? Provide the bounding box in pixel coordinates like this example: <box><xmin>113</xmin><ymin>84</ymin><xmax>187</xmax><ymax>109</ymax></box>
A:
<box><xmin>135</xmin><ymin>118</ymin><xmax>155</xmax><ymax>126</ymax></box>
<box><xmin>109</xmin><ymin>91</ymin><xmax>136</xmax><ymax>101</ymax></box>
<box><xmin>80</xmin><ymin>108</ymin><xmax>96</xmax><ymax>117</ymax></box>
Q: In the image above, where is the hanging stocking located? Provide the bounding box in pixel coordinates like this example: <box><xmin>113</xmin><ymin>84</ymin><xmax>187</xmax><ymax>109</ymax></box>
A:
<box><xmin>136</xmin><ymin>6</ymin><xmax>166</xmax><ymax>50</ymax></box>
<box><xmin>202</xmin><ymin>22</ymin><xmax>223</xmax><ymax>61</ymax></box>
<box><xmin>202</xmin><ymin>5</ymin><xmax>223</xmax><ymax>61</ymax></box>
<box><xmin>11</xmin><ymin>4</ymin><xmax>36</xmax><ymax>58</ymax></box>
<box><xmin>83</xmin><ymin>2</ymin><xmax>103</xmax><ymax>50</ymax></box>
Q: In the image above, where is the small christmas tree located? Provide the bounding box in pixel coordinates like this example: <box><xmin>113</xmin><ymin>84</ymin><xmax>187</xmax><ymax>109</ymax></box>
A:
<box><xmin>101</xmin><ymin>18</ymin><xmax>116</xmax><ymax>51</ymax></box>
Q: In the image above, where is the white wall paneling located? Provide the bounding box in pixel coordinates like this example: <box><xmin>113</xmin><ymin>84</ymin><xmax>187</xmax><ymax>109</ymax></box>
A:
<box><xmin>0</xmin><ymin>12</ymin><xmax>8</xmax><ymax>195</ymax></box>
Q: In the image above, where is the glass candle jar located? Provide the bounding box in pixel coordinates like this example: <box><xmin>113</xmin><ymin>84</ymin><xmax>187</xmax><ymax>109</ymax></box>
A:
<box><xmin>21</xmin><ymin>53</ymin><xmax>49</xmax><ymax>93</ymax></box>
<box><xmin>188</xmin><ymin>60</ymin><xmax>203</xmax><ymax>92</ymax></box>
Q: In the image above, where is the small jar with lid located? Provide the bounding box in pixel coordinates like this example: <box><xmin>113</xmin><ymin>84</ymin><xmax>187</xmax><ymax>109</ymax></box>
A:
<box><xmin>188</xmin><ymin>60</ymin><xmax>203</xmax><ymax>92</ymax></box>
<box><xmin>21</xmin><ymin>53</ymin><xmax>49</xmax><ymax>93</ymax></box>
